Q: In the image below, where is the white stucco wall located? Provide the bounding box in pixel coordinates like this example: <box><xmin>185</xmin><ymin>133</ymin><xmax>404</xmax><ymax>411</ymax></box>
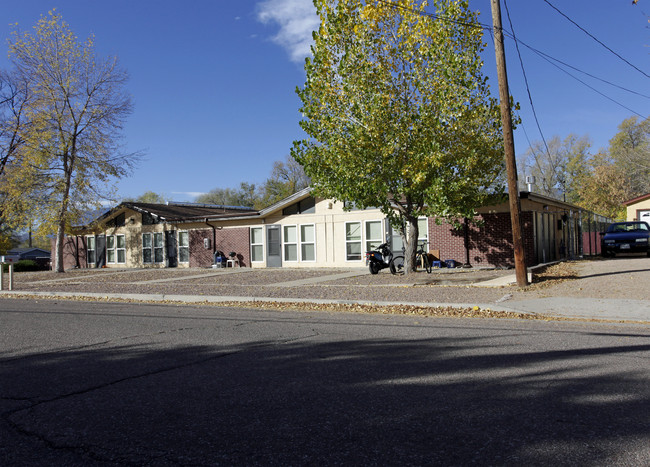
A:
<box><xmin>259</xmin><ymin>198</ymin><xmax>388</xmax><ymax>268</ymax></box>
<box><xmin>627</xmin><ymin>196</ymin><xmax>650</xmax><ymax>222</ymax></box>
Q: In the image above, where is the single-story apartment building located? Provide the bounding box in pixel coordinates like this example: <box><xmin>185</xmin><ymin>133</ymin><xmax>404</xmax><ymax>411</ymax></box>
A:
<box><xmin>57</xmin><ymin>188</ymin><xmax>610</xmax><ymax>271</ymax></box>
<box><xmin>624</xmin><ymin>193</ymin><xmax>650</xmax><ymax>223</ymax></box>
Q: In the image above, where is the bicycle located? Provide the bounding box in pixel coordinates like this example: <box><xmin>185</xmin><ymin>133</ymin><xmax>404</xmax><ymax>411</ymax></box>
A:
<box><xmin>414</xmin><ymin>242</ymin><xmax>432</xmax><ymax>273</ymax></box>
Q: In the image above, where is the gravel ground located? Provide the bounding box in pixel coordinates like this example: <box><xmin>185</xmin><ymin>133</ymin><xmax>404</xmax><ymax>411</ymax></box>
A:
<box><xmin>4</xmin><ymin>256</ymin><xmax>648</xmax><ymax>308</ymax></box>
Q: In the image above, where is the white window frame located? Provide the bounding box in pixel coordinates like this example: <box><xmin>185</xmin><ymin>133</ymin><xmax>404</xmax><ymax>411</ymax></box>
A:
<box><xmin>142</xmin><ymin>232</ymin><xmax>153</xmax><ymax>264</ymax></box>
<box><xmin>106</xmin><ymin>235</ymin><xmax>115</xmax><ymax>264</ymax></box>
<box><xmin>250</xmin><ymin>227</ymin><xmax>264</xmax><ymax>263</ymax></box>
<box><xmin>300</xmin><ymin>224</ymin><xmax>316</xmax><ymax>262</ymax></box>
<box><xmin>142</xmin><ymin>233</ymin><xmax>164</xmax><ymax>264</ymax></box>
<box><xmin>86</xmin><ymin>236</ymin><xmax>96</xmax><ymax>266</ymax></box>
<box><xmin>178</xmin><ymin>231</ymin><xmax>189</xmax><ymax>263</ymax></box>
<box><xmin>153</xmin><ymin>232</ymin><xmax>164</xmax><ymax>264</ymax></box>
<box><xmin>116</xmin><ymin>234</ymin><xmax>126</xmax><ymax>264</ymax></box>
<box><xmin>417</xmin><ymin>217</ymin><xmax>429</xmax><ymax>251</ymax></box>
<box><xmin>283</xmin><ymin>224</ymin><xmax>299</xmax><ymax>262</ymax></box>
<box><xmin>142</xmin><ymin>233</ymin><xmax>152</xmax><ymax>264</ymax></box>
<box><xmin>345</xmin><ymin>221</ymin><xmax>362</xmax><ymax>261</ymax></box>
<box><xmin>365</xmin><ymin>220</ymin><xmax>383</xmax><ymax>253</ymax></box>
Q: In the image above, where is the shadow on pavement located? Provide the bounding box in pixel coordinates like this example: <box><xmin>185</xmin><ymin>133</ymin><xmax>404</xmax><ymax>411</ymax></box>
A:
<box><xmin>2</xmin><ymin>332</ymin><xmax>649</xmax><ymax>465</ymax></box>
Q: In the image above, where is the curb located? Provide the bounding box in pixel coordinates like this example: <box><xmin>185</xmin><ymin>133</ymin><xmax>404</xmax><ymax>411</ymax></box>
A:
<box><xmin>0</xmin><ymin>290</ymin><xmax>518</xmax><ymax>313</ymax></box>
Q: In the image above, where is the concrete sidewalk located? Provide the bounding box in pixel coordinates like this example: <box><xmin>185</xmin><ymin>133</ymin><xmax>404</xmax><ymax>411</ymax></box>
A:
<box><xmin>2</xmin><ymin>258</ymin><xmax>649</xmax><ymax>323</ymax></box>
<box><xmin>2</xmin><ymin>288</ymin><xmax>648</xmax><ymax>324</ymax></box>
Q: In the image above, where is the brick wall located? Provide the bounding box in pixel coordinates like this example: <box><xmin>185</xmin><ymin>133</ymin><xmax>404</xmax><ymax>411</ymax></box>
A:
<box><xmin>428</xmin><ymin>212</ymin><xmax>535</xmax><ymax>268</ymax></box>
<box><xmin>190</xmin><ymin>227</ymin><xmax>250</xmax><ymax>267</ymax></box>
<box><xmin>189</xmin><ymin>230</ymin><xmax>214</xmax><ymax>268</ymax></box>
<box><xmin>53</xmin><ymin>236</ymin><xmax>87</xmax><ymax>270</ymax></box>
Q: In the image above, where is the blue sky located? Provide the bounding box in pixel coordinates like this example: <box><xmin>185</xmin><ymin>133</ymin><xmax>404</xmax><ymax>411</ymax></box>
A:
<box><xmin>1</xmin><ymin>0</ymin><xmax>648</xmax><ymax>202</ymax></box>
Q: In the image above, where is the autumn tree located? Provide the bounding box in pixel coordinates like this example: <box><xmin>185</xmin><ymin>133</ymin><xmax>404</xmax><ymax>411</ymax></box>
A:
<box><xmin>195</xmin><ymin>182</ymin><xmax>259</xmax><ymax>208</ymax></box>
<box><xmin>0</xmin><ymin>224</ymin><xmax>19</xmax><ymax>254</ymax></box>
<box><xmin>293</xmin><ymin>0</ymin><xmax>504</xmax><ymax>272</ymax></box>
<box><xmin>518</xmin><ymin>134</ymin><xmax>591</xmax><ymax>203</ymax></box>
<box><xmin>5</xmin><ymin>11</ymin><xmax>138</xmax><ymax>272</ymax></box>
<box><xmin>576</xmin><ymin>153</ymin><xmax>631</xmax><ymax>219</ymax></box>
<box><xmin>608</xmin><ymin>116</ymin><xmax>650</xmax><ymax>197</ymax></box>
<box><xmin>0</xmin><ymin>69</ymin><xmax>31</xmax><ymax>230</ymax></box>
<box><xmin>123</xmin><ymin>191</ymin><xmax>169</xmax><ymax>204</ymax></box>
<box><xmin>258</xmin><ymin>155</ymin><xmax>311</xmax><ymax>208</ymax></box>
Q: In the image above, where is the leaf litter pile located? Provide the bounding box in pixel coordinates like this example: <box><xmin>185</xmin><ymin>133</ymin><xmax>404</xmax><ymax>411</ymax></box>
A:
<box><xmin>528</xmin><ymin>261</ymin><xmax>580</xmax><ymax>289</ymax></box>
<box><xmin>4</xmin><ymin>293</ymin><xmax>551</xmax><ymax>321</ymax></box>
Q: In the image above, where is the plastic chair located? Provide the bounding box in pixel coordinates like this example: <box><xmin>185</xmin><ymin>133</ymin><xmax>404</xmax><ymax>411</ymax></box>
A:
<box><xmin>227</xmin><ymin>252</ymin><xmax>239</xmax><ymax>268</ymax></box>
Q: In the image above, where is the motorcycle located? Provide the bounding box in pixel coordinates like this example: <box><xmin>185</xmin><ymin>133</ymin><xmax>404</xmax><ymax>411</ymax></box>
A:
<box><xmin>365</xmin><ymin>243</ymin><xmax>404</xmax><ymax>275</ymax></box>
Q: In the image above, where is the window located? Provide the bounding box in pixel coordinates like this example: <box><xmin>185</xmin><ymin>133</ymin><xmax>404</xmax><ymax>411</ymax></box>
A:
<box><xmin>250</xmin><ymin>227</ymin><xmax>264</xmax><ymax>262</ymax></box>
<box><xmin>116</xmin><ymin>235</ymin><xmax>126</xmax><ymax>263</ymax></box>
<box><xmin>345</xmin><ymin>222</ymin><xmax>362</xmax><ymax>261</ymax></box>
<box><xmin>142</xmin><ymin>212</ymin><xmax>160</xmax><ymax>225</ymax></box>
<box><xmin>107</xmin><ymin>235</ymin><xmax>115</xmax><ymax>263</ymax></box>
<box><xmin>106</xmin><ymin>235</ymin><xmax>125</xmax><ymax>264</ymax></box>
<box><xmin>365</xmin><ymin>220</ymin><xmax>383</xmax><ymax>252</ymax></box>
<box><xmin>143</xmin><ymin>233</ymin><xmax>152</xmax><ymax>264</ymax></box>
<box><xmin>87</xmin><ymin>236</ymin><xmax>96</xmax><ymax>265</ymax></box>
<box><xmin>300</xmin><ymin>224</ymin><xmax>315</xmax><ymax>261</ymax></box>
<box><xmin>178</xmin><ymin>232</ymin><xmax>189</xmax><ymax>263</ymax></box>
<box><xmin>143</xmin><ymin>233</ymin><xmax>164</xmax><ymax>264</ymax></box>
<box><xmin>106</xmin><ymin>212</ymin><xmax>125</xmax><ymax>227</ymax></box>
<box><xmin>283</xmin><ymin>225</ymin><xmax>298</xmax><ymax>262</ymax></box>
<box><xmin>388</xmin><ymin>218</ymin><xmax>427</xmax><ymax>253</ymax></box>
<box><xmin>282</xmin><ymin>196</ymin><xmax>316</xmax><ymax>215</ymax></box>
<box><xmin>154</xmin><ymin>232</ymin><xmax>164</xmax><ymax>263</ymax></box>
<box><xmin>417</xmin><ymin>217</ymin><xmax>429</xmax><ymax>251</ymax></box>
<box><xmin>299</xmin><ymin>197</ymin><xmax>315</xmax><ymax>214</ymax></box>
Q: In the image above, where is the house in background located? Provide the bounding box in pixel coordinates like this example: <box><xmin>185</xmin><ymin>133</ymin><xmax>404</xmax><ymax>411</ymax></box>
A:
<box><xmin>5</xmin><ymin>247</ymin><xmax>51</xmax><ymax>268</ymax></box>
<box><xmin>624</xmin><ymin>193</ymin><xmax>650</xmax><ymax>223</ymax></box>
<box><xmin>58</xmin><ymin>188</ymin><xmax>610</xmax><ymax>271</ymax></box>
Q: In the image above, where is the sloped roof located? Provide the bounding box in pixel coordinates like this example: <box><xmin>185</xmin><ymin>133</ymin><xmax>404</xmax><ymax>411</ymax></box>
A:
<box><xmin>173</xmin><ymin>187</ymin><xmax>314</xmax><ymax>223</ymax></box>
<box><xmin>123</xmin><ymin>202</ymin><xmax>255</xmax><ymax>221</ymax></box>
<box><xmin>75</xmin><ymin>188</ymin><xmax>315</xmax><ymax>230</ymax></box>
<box><xmin>7</xmin><ymin>247</ymin><xmax>51</xmax><ymax>257</ymax></box>
<box><xmin>623</xmin><ymin>193</ymin><xmax>650</xmax><ymax>206</ymax></box>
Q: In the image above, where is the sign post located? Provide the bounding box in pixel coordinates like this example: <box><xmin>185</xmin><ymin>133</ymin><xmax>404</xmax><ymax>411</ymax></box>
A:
<box><xmin>0</xmin><ymin>256</ymin><xmax>16</xmax><ymax>291</ymax></box>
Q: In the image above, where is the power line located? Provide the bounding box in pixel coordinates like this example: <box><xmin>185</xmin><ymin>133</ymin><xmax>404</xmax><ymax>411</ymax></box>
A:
<box><xmin>542</xmin><ymin>0</ymin><xmax>650</xmax><ymax>79</ymax></box>
<box><xmin>521</xmin><ymin>41</ymin><xmax>647</xmax><ymax>119</ymax></box>
<box><xmin>515</xmin><ymin>40</ymin><xmax>650</xmax><ymax>100</ymax></box>
<box><xmin>374</xmin><ymin>0</ymin><xmax>649</xmax><ymax>102</ymax></box>
<box><xmin>503</xmin><ymin>0</ymin><xmax>552</xmax><ymax>160</ymax></box>
<box><xmin>361</xmin><ymin>1</ymin><xmax>648</xmax><ymax>123</ymax></box>
<box><xmin>374</xmin><ymin>0</ymin><xmax>493</xmax><ymax>32</ymax></box>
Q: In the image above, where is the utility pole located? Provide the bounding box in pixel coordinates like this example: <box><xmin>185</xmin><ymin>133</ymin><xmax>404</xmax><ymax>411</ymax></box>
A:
<box><xmin>490</xmin><ymin>0</ymin><xmax>528</xmax><ymax>287</ymax></box>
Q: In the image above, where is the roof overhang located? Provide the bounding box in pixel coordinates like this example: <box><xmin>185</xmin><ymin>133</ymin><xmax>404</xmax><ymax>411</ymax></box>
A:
<box><xmin>623</xmin><ymin>192</ymin><xmax>650</xmax><ymax>206</ymax></box>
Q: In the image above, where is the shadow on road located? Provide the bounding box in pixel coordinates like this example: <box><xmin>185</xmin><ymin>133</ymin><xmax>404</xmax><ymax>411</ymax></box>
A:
<box><xmin>2</xmin><ymin>334</ymin><xmax>649</xmax><ymax>465</ymax></box>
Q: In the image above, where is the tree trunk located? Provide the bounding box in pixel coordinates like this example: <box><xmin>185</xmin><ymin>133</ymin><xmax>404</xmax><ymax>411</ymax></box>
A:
<box><xmin>398</xmin><ymin>215</ymin><xmax>419</xmax><ymax>274</ymax></box>
<box><xmin>54</xmin><ymin>220</ymin><xmax>66</xmax><ymax>273</ymax></box>
<box><xmin>54</xmin><ymin>153</ymin><xmax>74</xmax><ymax>273</ymax></box>
<box><xmin>406</xmin><ymin>215</ymin><xmax>419</xmax><ymax>273</ymax></box>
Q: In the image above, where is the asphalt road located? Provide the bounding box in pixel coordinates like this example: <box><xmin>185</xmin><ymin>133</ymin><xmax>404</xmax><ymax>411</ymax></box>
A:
<box><xmin>1</xmin><ymin>298</ymin><xmax>649</xmax><ymax>466</ymax></box>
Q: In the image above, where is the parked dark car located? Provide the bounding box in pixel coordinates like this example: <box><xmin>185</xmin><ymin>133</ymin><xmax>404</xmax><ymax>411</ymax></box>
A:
<box><xmin>601</xmin><ymin>221</ymin><xmax>650</xmax><ymax>257</ymax></box>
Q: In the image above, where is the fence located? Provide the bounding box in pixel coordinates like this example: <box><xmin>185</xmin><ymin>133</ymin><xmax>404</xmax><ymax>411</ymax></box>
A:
<box><xmin>579</xmin><ymin>211</ymin><xmax>612</xmax><ymax>257</ymax></box>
